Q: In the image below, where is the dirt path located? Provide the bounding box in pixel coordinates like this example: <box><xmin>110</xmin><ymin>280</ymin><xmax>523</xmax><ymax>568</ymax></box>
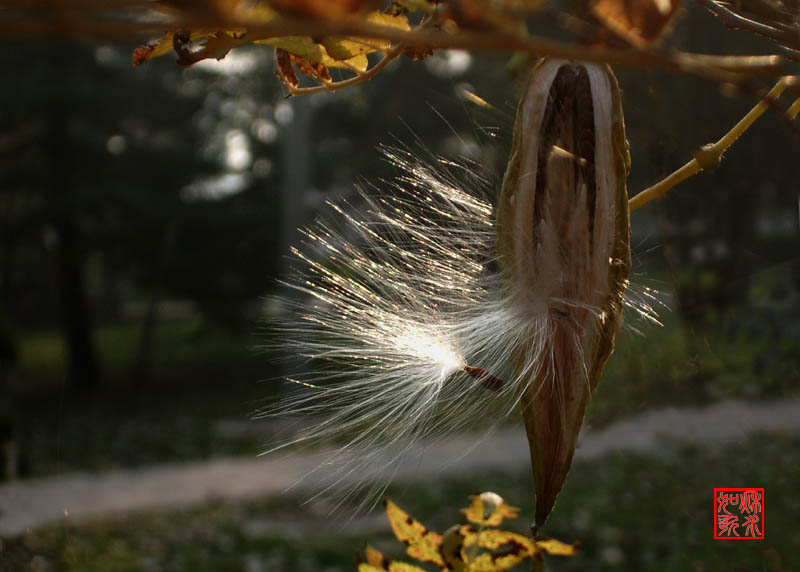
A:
<box><xmin>2</xmin><ymin>397</ymin><xmax>799</xmax><ymax>537</ymax></box>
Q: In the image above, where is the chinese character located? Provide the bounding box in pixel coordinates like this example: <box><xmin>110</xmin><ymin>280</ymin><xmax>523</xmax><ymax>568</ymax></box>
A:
<box><xmin>714</xmin><ymin>488</ymin><xmax>764</xmax><ymax>540</ymax></box>
<box><xmin>717</xmin><ymin>513</ymin><xmax>739</xmax><ymax>537</ymax></box>
<box><xmin>717</xmin><ymin>492</ymin><xmax>733</xmax><ymax>515</ymax></box>
<box><xmin>743</xmin><ymin>514</ymin><xmax>761</xmax><ymax>537</ymax></box>
<box><xmin>740</xmin><ymin>490</ymin><xmax>762</xmax><ymax>514</ymax></box>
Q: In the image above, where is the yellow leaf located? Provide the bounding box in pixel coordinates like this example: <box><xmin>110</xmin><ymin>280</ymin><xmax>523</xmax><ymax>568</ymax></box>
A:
<box><xmin>132</xmin><ymin>32</ymin><xmax>174</xmax><ymax>66</ymax></box>
<box><xmin>258</xmin><ymin>37</ymin><xmax>368</xmax><ymax>70</ymax></box>
<box><xmin>388</xmin><ymin>563</ymin><xmax>428</xmax><ymax>572</ymax></box>
<box><xmin>441</xmin><ymin>525</ymin><xmax>469</xmax><ymax>572</ymax></box>
<box><xmin>358</xmin><ymin>565</ymin><xmax>387</xmax><ymax>572</ymax></box>
<box><xmin>182</xmin><ymin>30</ymin><xmax>250</xmax><ymax>65</ymax></box>
<box><xmin>258</xmin><ymin>36</ymin><xmax>326</xmax><ymax>62</ymax></box>
<box><xmin>469</xmin><ymin>552</ymin><xmax>529</xmax><ymax>572</ymax></box>
<box><xmin>319</xmin><ymin>37</ymin><xmax>377</xmax><ymax>62</ymax></box>
<box><xmin>133</xmin><ymin>7</ymin><xmax>405</xmax><ymax>71</ymax></box>
<box><xmin>134</xmin><ymin>28</ymin><xmax>254</xmax><ymax>67</ymax></box>
<box><xmin>319</xmin><ymin>11</ymin><xmax>409</xmax><ymax>62</ymax></box>
<box><xmin>462</xmin><ymin>493</ymin><xmax>519</xmax><ymax>527</ymax></box>
<box><xmin>385</xmin><ymin>499</ymin><xmax>444</xmax><ymax>567</ymax></box>
<box><xmin>359</xmin><ymin>544</ymin><xmax>427</xmax><ymax>572</ymax></box>
<box><xmin>367</xmin><ymin>10</ymin><xmax>411</xmax><ymax>31</ymax></box>
<box><xmin>534</xmin><ymin>537</ymin><xmax>580</xmax><ymax>556</ymax></box>
<box><xmin>476</xmin><ymin>529</ymin><xmax>535</xmax><ymax>553</ymax></box>
<box><xmin>458</xmin><ymin>524</ymin><xmax>478</xmax><ymax>546</ymax></box>
<box><xmin>467</xmin><ymin>529</ymin><xmax>537</xmax><ymax>571</ymax></box>
<box><xmin>365</xmin><ymin>544</ymin><xmax>387</xmax><ymax>567</ymax></box>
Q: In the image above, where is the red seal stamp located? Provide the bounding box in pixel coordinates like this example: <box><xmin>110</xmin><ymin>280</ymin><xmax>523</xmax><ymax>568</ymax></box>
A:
<box><xmin>714</xmin><ymin>488</ymin><xmax>764</xmax><ymax>539</ymax></box>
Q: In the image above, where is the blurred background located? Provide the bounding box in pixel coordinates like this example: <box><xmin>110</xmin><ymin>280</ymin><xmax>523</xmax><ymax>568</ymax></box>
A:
<box><xmin>0</xmin><ymin>2</ymin><xmax>799</xmax><ymax>571</ymax></box>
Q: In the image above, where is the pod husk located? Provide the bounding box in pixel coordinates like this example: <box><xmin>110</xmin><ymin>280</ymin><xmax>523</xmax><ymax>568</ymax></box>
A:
<box><xmin>496</xmin><ymin>59</ymin><xmax>631</xmax><ymax>529</ymax></box>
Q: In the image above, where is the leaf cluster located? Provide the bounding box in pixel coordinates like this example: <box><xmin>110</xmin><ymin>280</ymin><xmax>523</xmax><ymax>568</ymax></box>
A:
<box><xmin>122</xmin><ymin>0</ymin><xmax>794</xmax><ymax>96</ymax></box>
<box><xmin>359</xmin><ymin>493</ymin><xmax>578</xmax><ymax>572</ymax></box>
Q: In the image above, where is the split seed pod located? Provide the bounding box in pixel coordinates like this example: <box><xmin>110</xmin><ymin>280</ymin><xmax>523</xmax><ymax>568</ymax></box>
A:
<box><xmin>496</xmin><ymin>59</ymin><xmax>631</xmax><ymax>529</ymax></box>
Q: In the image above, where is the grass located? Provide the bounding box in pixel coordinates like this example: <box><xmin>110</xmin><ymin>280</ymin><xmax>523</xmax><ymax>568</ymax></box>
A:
<box><xmin>3</xmin><ymin>431</ymin><xmax>796</xmax><ymax>571</ymax></box>
<box><xmin>589</xmin><ymin>306</ymin><xmax>800</xmax><ymax>428</ymax></box>
<box><xmin>14</xmin><ymin>318</ymin><xmax>268</xmax><ymax>389</ymax></box>
<box><xmin>7</xmin><ymin>317</ymin><xmax>280</xmax><ymax>477</ymax></box>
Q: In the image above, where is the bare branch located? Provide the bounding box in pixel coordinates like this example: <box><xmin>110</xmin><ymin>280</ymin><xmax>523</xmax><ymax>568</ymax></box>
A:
<box><xmin>0</xmin><ymin>1</ymin><xmax>788</xmax><ymax>80</ymax></box>
<box><xmin>697</xmin><ymin>0</ymin><xmax>800</xmax><ymax>61</ymax></box>
<box><xmin>629</xmin><ymin>76</ymin><xmax>800</xmax><ymax>211</ymax></box>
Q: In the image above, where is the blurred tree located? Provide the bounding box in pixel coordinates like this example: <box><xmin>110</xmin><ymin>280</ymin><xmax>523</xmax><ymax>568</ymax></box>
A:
<box><xmin>0</xmin><ymin>42</ymin><xmax>284</xmax><ymax>387</ymax></box>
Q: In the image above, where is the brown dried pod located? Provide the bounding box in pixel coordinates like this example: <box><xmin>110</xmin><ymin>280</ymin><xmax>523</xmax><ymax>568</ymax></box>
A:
<box><xmin>496</xmin><ymin>59</ymin><xmax>631</xmax><ymax>529</ymax></box>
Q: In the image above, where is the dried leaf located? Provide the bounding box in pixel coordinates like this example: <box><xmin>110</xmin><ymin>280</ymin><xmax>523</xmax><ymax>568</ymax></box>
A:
<box><xmin>460</xmin><ymin>526</ymin><xmax>536</xmax><ymax>572</ymax></box>
<box><xmin>392</xmin><ymin>0</ymin><xmax>438</xmax><ymax>13</ymax></box>
<box><xmin>375</xmin><ymin>494</ymin><xmax>577</xmax><ymax>571</ymax></box>
<box><xmin>320</xmin><ymin>11</ymin><xmax>410</xmax><ymax>61</ymax></box>
<box><xmin>534</xmin><ymin>537</ymin><xmax>580</xmax><ymax>556</ymax></box>
<box><xmin>268</xmin><ymin>0</ymin><xmax>380</xmax><ymax>19</ymax></box>
<box><xmin>154</xmin><ymin>0</ymin><xmax>239</xmax><ymax>18</ymax></box>
<box><xmin>357</xmin><ymin>543</ymin><xmax>429</xmax><ymax>572</ymax></box>
<box><xmin>258</xmin><ymin>36</ymin><xmax>369</xmax><ymax>70</ymax></box>
<box><xmin>403</xmin><ymin>46</ymin><xmax>434</xmax><ymax>60</ymax></box>
<box><xmin>276</xmin><ymin>48</ymin><xmax>300</xmax><ymax>87</ymax></box>
<box><xmin>475</xmin><ymin>529</ymin><xmax>536</xmax><ymax>553</ymax></box>
<box><xmin>289</xmin><ymin>53</ymin><xmax>332</xmax><ymax>82</ymax></box>
<box><xmin>462</xmin><ymin>493</ymin><xmax>519</xmax><ymax>527</ymax></box>
<box><xmin>365</xmin><ymin>544</ymin><xmax>387</xmax><ymax>567</ymax></box>
<box><xmin>590</xmin><ymin>0</ymin><xmax>682</xmax><ymax>47</ymax></box>
<box><xmin>444</xmin><ymin>0</ymin><xmax>539</xmax><ymax>33</ymax></box>
<box><xmin>385</xmin><ymin>499</ymin><xmax>445</xmax><ymax>567</ymax></box>
<box><xmin>177</xmin><ymin>29</ymin><xmax>250</xmax><ymax>65</ymax></box>
<box><xmin>469</xmin><ymin>552</ymin><xmax>529</xmax><ymax>572</ymax></box>
<box><xmin>440</xmin><ymin>525</ymin><xmax>469</xmax><ymax>572</ymax></box>
<box><xmin>133</xmin><ymin>28</ymin><xmax>251</xmax><ymax>67</ymax></box>
<box><xmin>388</xmin><ymin>563</ymin><xmax>428</xmax><ymax>572</ymax></box>
<box><xmin>132</xmin><ymin>33</ymin><xmax>175</xmax><ymax>66</ymax></box>
<box><xmin>133</xmin><ymin>2</ymin><xmax>412</xmax><ymax>89</ymax></box>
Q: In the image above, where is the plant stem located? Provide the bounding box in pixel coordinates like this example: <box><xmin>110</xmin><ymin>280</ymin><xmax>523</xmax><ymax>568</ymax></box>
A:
<box><xmin>629</xmin><ymin>77</ymin><xmax>794</xmax><ymax>211</ymax></box>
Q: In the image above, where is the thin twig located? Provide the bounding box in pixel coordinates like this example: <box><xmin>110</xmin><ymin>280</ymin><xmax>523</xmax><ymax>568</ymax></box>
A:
<box><xmin>275</xmin><ymin>12</ymin><xmax>438</xmax><ymax>96</ymax></box>
<box><xmin>0</xmin><ymin>7</ymin><xmax>787</xmax><ymax>79</ymax></box>
<box><xmin>696</xmin><ymin>0</ymin><xmax>800</xmax><ymax>61</ymax></box>
<box><xmin>787</xmin><ymin>97</ymin><xmax>800</xmax><ymax>120</ymax></box>
<box><xmin>629</xmin><ymin>77</ymin><xmax>796</xmax><ymax>211</ymax></box>
<box><xmin>281</xmin><ymin>44</ymin><xmax>406</xmax><ymax>96</ymax></box>
<box><xmin>193</xmin><ymin>16</ymin><xmax>788</xmax><ymax>79</ymax></box>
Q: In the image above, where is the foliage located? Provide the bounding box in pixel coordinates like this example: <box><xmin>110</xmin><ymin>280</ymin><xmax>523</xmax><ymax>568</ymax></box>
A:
<box><xmin>4</xmin><ymin>432</ymin><xmax>798</xmax><ymax>571</ymax></box>
<box><xmin>128</xmin><ymin>0</ymin><xmax>791</xmax><ymax>94</ymax></box>
<box><xmin>10</xmin><ymin>317</ymin><xmax>269</xmax><ymax>477</ymax></box>
<box><xmin>358</xmin><ymin>494</ymin><xmax>577</xmax><ymax>572</ymax></box>
<box><xmin>6</xmin><ymin>1</ymin><xmax>792</xmax><ymax>94</ymax></box>
<box><xmin>0</xmin><ymin>41</ymin><xmax>282</xmax><ymax>333</ymax></box>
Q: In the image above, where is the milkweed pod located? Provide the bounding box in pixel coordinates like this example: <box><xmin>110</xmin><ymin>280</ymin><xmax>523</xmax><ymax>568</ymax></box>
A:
<box><xmin>496</xmin><ymin>59</ymin><xmax>631</xmax><ymax>529</ymax></box>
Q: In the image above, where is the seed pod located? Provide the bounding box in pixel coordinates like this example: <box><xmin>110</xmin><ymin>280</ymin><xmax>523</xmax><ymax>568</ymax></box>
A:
<box><xmin>496</xmin><ymin>59</ymin><xmax>631</xmax><ymax>529</ymax></box>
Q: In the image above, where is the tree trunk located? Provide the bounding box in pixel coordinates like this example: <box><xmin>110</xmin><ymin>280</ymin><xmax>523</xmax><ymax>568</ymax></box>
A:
<box><xmin>130</xmin><ymin>224</ymin><xmax>179</xmax><ymax>385</ymax></box>
<box><xmin>278</xmin><ymin>97</ymin><xmax>312</xmax><ymax>398</ymax></box>
<box><xmin>47</xmin><ymin>96</ymin><xmax>98</xmax><ymax>391</ymax></box>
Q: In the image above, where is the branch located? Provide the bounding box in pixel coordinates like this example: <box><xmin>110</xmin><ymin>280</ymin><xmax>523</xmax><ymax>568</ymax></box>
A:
<box><xmin>696</xmin><ymin>0</ymin><xmax>800</xmax><ymax>61</ymax></box>
<box><xmin>629</xmin><ymin>76</ymin><xmax>800</xmax><ymax>211</ymax></box>
<box><xmin>277</xmin><ymin>43</ymin><xmax>407</xmax><ymax>97</ymax></box>
<box><xmin>0</xmin><ymin>3</ymin><xmax>788</xmax><ymax>80</ymax></box>
<box><xmin>183</xmin><ymin>15</ymin><xmax>787</xmax><ymax>79</ymax></box>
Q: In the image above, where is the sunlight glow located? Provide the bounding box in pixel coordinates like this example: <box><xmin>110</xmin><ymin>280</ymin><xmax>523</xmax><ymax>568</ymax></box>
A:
<box><xmin>393</xmin><ymin>327</ymin><xmax>464</xmax><ymax>379</ymax></box>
